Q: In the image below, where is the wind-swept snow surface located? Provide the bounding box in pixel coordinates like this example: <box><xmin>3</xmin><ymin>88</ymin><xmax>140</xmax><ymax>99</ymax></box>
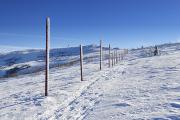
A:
<box><xmin>84</xmin><ymin>52</ymin><xmax>180</xmax><ymax>120</ymax></box>
<box><xmin>0</xmin><ymin>43</ymin><xmax>180</xmax><ymax>120</ymax></box>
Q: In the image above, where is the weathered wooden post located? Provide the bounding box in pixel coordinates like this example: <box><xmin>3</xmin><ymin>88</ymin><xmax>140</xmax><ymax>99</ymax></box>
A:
<box><xmin>117</xmin><ymin>52</ymin><xmax>119</xmax><ymax>62</ymax></box>
<box><xmin>118</xmin><ymin>51</ymin><xmax>119</xmax><ymax>62</ymax></box>
<box><xmin>115</xmin><ymin>50</ymin><xmax>116</xmax><ymax>64</ymax></box>
<box><xmin>116</xmin><ymin>50</ymin><xmax>118</xmax><ymax>64</ymax></box>
<box><xmin>112</xmin><ymin>50</ymin><xmax>114</xmax><ymax>65</ymax></box>
<box><xmin>109</xmin><ymin>44</ymin><xmax>111</xmax><ymax>68</ymax></box>
<box><xmin>80</xmin><ymin>44</ymin><xmax>83</xmax><ymax>81</ymax></box>
<box><xmin>45</xmin><ymin>17</ymin><xmax>50</xmax><ymax>96</ymax></box>
<box><xmin>111</xmin><ymin>53</ymin><xmax>113</xmax><ymax>67</ymax></box>
<box><xmin>100</xmin><ymin>40</ymin><xmax>102</xmax><ymax>70</ymax></box>
<box><xmin>121</xmin><ymin>52</ymin><xmax>124</xmax><ymax>60</ymax></box>
<box><xmin>114</xmin><ymin>50</ymin><xmax>116</xmax><ymax>65</ymax></box>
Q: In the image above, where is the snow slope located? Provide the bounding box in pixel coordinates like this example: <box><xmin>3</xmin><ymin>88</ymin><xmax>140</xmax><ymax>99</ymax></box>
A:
<box><xmin>0</xmin><ymin>45</ymin><xmax>29</xmax><ymax>54</ymax></box>
<box><xmin>0</xmin><ymin>43</ymin><xmax>180</xmax><ymax>120</ymax></box>
<box><xmin>0</xmin><ymin>45</ymin><xmax>112</xmax><ymax>78</ymax></box>
<box><xmin>84</xmin><ymin>50</ymin><xmax>180</xmax><ymax>120</ymax></box>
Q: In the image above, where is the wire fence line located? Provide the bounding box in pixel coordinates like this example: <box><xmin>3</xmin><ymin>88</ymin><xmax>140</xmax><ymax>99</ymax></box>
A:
<box><xmin>44</xmin><ymin>17</ymin><xmax>128</xmax><ymax>96</ymax></box>
<box><xmin>0</xmin><ymin>17</ymin><xmax>128</xmax><ymax>97</ymax></box>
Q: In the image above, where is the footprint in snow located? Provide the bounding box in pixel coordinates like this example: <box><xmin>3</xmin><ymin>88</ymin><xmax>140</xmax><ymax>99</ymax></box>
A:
<box><xmin>112</xmin><ymin>103</ymin><xmax>130</xmax><ymax>108</ymax></box>
<box><xmin>122</xmin><ymin>71</ymin><xmax>126</xmax><ymax>75</ymax></box>
<box><xmin>170</xmin><ymin>102</ymin><xmax>180</xmax><ymax>109</ymax></box>
<box><xmin>152</xmin><ymin>115</ymin><xmax>180</xmax><ymax>120</ymax></box>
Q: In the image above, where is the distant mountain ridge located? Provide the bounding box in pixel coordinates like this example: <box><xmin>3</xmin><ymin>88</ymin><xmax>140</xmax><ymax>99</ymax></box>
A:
<box><xmin>1</xmin><ymin>42</ymin><xmax>179</xmax><ymax>78</ymax></box>
<box><xmin>0</xmin><ymin>45</ymin><xmax>30</xmax><ymax>54</ymax></box>
<box><xmin>0</xmin><ymin>44</ymin><xmax>108</xmax><ymax>78</ymax></box>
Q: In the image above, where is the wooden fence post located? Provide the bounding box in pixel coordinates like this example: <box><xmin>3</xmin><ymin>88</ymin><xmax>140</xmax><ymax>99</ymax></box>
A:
<box><xmin>121</xmin><ymin>52</ymin><xmax>124</xmax><ymax>60</ymax></box>
<box><xmin>116</xmin><ymin>50</ymin><xmax>118</xmax><ymax>64</ymax></box>
<box><xmin>45</xmin><ymin>17</ymin><xmax>50</xmax><ymax>96</ymax></box>
<box><xmin>80</xmin><ymin>44</ymin><xmax>83</xmax><ymax>81</ymax></box>
<box><xmin>111</xmin><ymin>53</ymin><xmax>113</xmax><ymax>67</ymax></box>
<box><xmin>114</xmin><ymin>50</ymin><xmax>116</xmax><ymax>65</ymax></box>
<box><xmin>115</xmin><ymin>50</ymin><xmax>117</xmax><ymax>64</ymax></box>
<box><xmin>100</xmin><ymin>40</ymin><xmax>102</xmax><ymax>70</ymax></box>
<box><xmin>109</xmin><ymin>44</ymin><xmax>111</xmax><ymax>68</ymax></box>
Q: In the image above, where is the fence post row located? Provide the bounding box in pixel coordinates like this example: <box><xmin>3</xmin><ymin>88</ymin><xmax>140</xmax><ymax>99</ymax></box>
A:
<box><xmin>80</xmin><ymin>44</ymin><xmax>83</xmax><ymax>81</ymax></box>
<box><xmin>45</xmin><ymin>17</ymin><xmax>50</xmax><ymax>96</ymax></box>
<box><xmin>43</xmin><ymin>17</ymin><xmax>130</xmax><ymax>96</ymax></box>
<box><xmin>100</xmin><ymin>40</ymin><xmax>102</xmax><ymax>70</ymax></box>
<box><xmin>109</xmin><ymin>44</ymin><xmax>111</xmax><ymax>68</ymax></box>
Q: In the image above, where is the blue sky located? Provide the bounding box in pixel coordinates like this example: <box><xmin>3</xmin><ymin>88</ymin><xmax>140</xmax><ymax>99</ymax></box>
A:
<box><xmin>0</xmin><ymin>0</ymin><xmax>180</xmax><ymax>49</ymax></box>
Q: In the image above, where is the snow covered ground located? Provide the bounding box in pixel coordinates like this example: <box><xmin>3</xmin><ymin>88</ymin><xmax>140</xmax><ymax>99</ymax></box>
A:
<box><xmin>0</xmin><ymin>43</ymin><xmax>180</xmax><ymax>120</ymax></box>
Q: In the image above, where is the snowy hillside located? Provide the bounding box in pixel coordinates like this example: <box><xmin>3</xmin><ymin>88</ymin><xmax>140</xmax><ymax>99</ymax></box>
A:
<box><xmin>0</xmin><ymin>43</ymin><xmax>180</xmax><ymax>120</ymax></box>
<box><xmin>0</xmin><ymin>45</ymin><xmax>111</xmax><ymax>78</ymax></box>
<box><xmin>0</xmin><ymin>45</ymin><xmax>29</xmax><ymax>54</ymax></box>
